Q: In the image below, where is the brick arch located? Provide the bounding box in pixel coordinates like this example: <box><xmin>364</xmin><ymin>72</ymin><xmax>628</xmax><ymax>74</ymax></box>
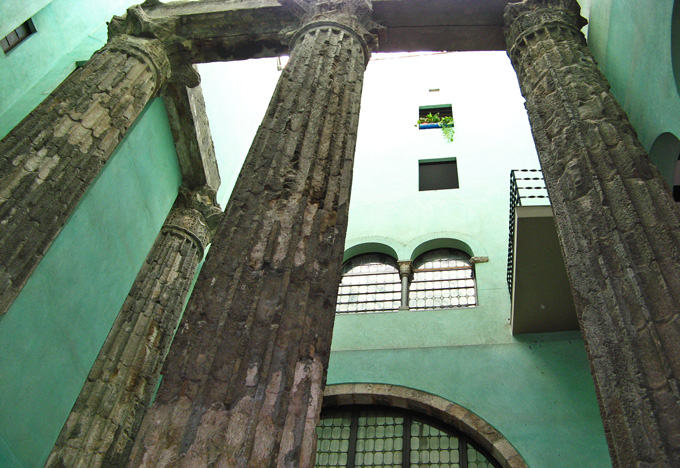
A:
<box><xmin>322</xmin><ymin>383</ymin><xmax>528</xmax><ymax>468</ymax></box>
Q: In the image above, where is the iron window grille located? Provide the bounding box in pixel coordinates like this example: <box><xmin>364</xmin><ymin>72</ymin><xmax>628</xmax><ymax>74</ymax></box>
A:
<box><xmin>315</xmin><ymin>406</ymin><xmax>501</xmax><ymax>468</ymax></box>
<box><xmin>337</xmin><ymin>249</ymin><xmax>477</xmax><ymax>314</ymax></box>
<box><xmin>409</xmin><ymin>249</ymin><xmax>476</xmax><ymax>310</ymax></box>
<box><xmin>336</xmin><ymin>254</ymin><xmax>401</xmax><ymax>314</ymax></box>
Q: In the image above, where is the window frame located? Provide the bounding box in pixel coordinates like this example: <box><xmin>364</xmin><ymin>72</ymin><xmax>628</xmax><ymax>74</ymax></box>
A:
<box><xmin>1</xmin><ymin>19</ymin><xmax>36</xmax><ymax>54</ymax></box>
<box><xmin>336</xmin><ymin>253</ymin><xmax>402</xmax><ymax>314</ymax></box>
<box><xmin>418</xmin><ymin>158</ymin><xmax>459</xmax><ymax>191</ymax></box>
<box><xmin>409</xmin><ymin>248</ymin><xmax>477</xmax><ymax>310</ymax></box>
<box><xmin>315</xmin><ymin>405</ymin><xmax>502</xmax><ymax>468</ymax></box>
<box><xmin>336</xmin><ymin>249</ymin><xmax>477</xmax><ymax>314</ymax></box>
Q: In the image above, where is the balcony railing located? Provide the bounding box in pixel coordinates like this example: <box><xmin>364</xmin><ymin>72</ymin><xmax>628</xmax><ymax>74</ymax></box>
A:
<box><xmin>507</xmin><ymin>169</ymin><xmax>550</xmax><ymax>294</ymax></box>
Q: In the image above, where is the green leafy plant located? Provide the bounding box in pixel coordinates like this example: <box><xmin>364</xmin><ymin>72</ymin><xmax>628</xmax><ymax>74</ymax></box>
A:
<box><xmin>416</xmin><ymin>112</ymin><xmax>455</xmax><ymax>142</ymax></box>
<box><xmin>439</xmin><ymin>116</ymin><xmax>455</xmax><ymax>142</ymax></box>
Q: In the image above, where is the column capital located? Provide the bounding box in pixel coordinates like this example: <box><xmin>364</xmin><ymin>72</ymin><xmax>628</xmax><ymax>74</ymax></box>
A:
<box><xmin>105</xmin><ymin>34</ymin><xmax>172</xmax><ymax>96</ymax></box>
<box><xmin>279</xmin><ymin>0</ymin><xmax>382</xmax><ymax>64</ymax></box>
<box><xmin>163</xmin><ymin>187</ymin><xmax>222</xmax><ymax>257</ymax></box>
<box><xmin>504</xmin><ymin>0</ymin><xmax>587</xmax><ymax>54</ymax></box>
<box><xmin>397</xmin><ymin>260</ymin><xmax>412</xmax><ymax>278</ymax></box>
<box><xmin>108</xmin><ymin>5</ymin><xmax>200</xmax><ymax>88</ymax></box>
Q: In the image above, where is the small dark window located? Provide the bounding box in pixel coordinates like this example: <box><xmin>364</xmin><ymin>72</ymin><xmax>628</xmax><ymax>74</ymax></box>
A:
<box><xmin>419</xmin><ymin>104</ymin><xmax>452</xmax><ymax>120</ymax></box>
<box><xmin>419</xmin><ymin>159</ymin><xmax>459</xmax><ymax>191</ymax></box>
<box><xmin>1</xmin><ymin>19</ymin><xmax>36</xmax><ymax>54</ymax></box>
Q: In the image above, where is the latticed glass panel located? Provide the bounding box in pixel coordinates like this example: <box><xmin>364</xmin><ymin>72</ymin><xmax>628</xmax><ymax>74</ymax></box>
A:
<box><xmin>466</xmin><ymin>448</ymin><xmax>494</xmax><ymax>468</ymax></box>
<box><xmin>315</xmin><ymin>413</ymin><xmax>352</xmax><ymax>467</ymax></box>
<box><xmin>410</xmin><ymin>420</ymin><xmax>461</xmax><ymax>468</ymax></box>
<box><xmin>355</xmin><ymin>411</ymin><xmax>404</xmax><ymax>467</ymax></box>
<box><xmin>336</xmin><ymin>254</ymin><xmax>401</xmax><ymax>314</ymax></box>
<box><xmin>315</xmin><ymin>409</ymin><xmax>500</xmax><ymax>468</ymax></box>
<box><xmin>409</xmin><ymin>248</ymin><xmax>476</xmax><ymax>310</ymax></box>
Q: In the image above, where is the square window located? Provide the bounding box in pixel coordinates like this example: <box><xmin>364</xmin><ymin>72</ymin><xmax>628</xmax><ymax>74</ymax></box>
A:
<box><xmin>2</xmin><ymin>19</ymin><xmax>36</xmax><ymax>54</ymax></box>
<box><xmin>419</xmin><ymin>159</ymin><xmax>459</xmax><ymax>191</ymax></box>
<box><xmin>418</xmin><ymin>104</ymin><xmax>453</xmax><ymax>130</ymax></box>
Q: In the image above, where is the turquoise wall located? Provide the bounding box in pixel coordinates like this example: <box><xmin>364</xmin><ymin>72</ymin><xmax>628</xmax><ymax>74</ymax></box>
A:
<box><xmin>586</xmin><ymin>0</ymin><xmax>680</xmax><ymax>184</ymax></box>
<box><xmin>328</xmin><ymin>334</ymin><xmax>608</xmax><ymax>467</ymax></box>
<box><xmin>0</xmin><ymin>99</ymin><xmax>181</xmax><ymax>468</ymax></box>
<box><xmin>0</xmin><ymin>0</ymin><xmax>50</xmax><ymax>38</ymax></box>
<box><xmin>0</xmin><ymin>0</ymin><xmax>136</xmax><ymax>139</ymax></box>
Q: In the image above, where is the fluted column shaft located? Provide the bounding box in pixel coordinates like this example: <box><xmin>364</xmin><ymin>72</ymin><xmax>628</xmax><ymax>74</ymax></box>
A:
<box><xmin>0</xmin><ymin>35</ymin><xmax>172</xmax><ymax>317</ymax></box>
<box><xmin>44</xmin><ymin>189</ymin><xmax>218</xmax><ymax>468</ymax></box>
<box><xmin>127</xmin><ymin>2</ymin><xmax>377</xmax><ymax>467</ymax></box>
<box><xmin>505</xmin><ymin>1</ymin><xmax>680</xmax><ymax>466</ymax></box>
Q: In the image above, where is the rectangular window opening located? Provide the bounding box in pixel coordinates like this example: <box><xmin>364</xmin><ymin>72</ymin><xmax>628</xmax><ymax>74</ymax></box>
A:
<box><xmin>2</xmin><ymin>18</ymin><xmax>36</xmax><ymax>54</ymax></box>
<box><xmin>418</xmin><ymin>104</ymin><xmax>453</xmax><ymax>130</ymax></box>
<box><xmin>419</xmin><ymin>104</ymin><xmax>452</xmax><ymax>119</ymax></box>
<box><xmin>419</xmin><ymin>159</ymin><xmax>459</xmax><ymax>191</ymax></box>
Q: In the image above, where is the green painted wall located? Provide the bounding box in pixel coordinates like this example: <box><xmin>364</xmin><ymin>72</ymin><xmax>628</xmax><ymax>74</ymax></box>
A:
<box><xmin>0</xmin><ymin>0</ymin><xmax>51</xmax><ymax>38</ymax></box>
<box><xmin>0</xmin><ymin>98</ymin><xmax>181</xmax><ymax>468</ymax></box>
<box><xmin>328</xmin><ymin>334</ymin><xmax>608</xmax><ymax>467</ymax></box>
<box><xmin>0</xmin><ymin>0</ymin><xmax>137</xmax><ymax>139</ymax></box>
<box><xmin>586</xmin><ymin>0</ymin><xmax>680</xmax><ymax>184</ymax></box>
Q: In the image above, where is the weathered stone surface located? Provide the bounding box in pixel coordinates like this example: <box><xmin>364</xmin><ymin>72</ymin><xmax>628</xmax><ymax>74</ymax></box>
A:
<box><xmin>44</xmin><ymin>188</ymin><xmax>220</xmax><ymax>468</ymax></box>
<box><xmin>126</xmin><ymin>2</ymin><xmax>377</xmax><ymax>467</ymax></box>
<box><xmin>505</xmin><ymin>1</ymin><xmax>680</xmax><ymax>466</ymax></box>
<box><xmin>108</xmin><ymin>5</ymin><xmax>200</xmax><ymax>88</ymax></box>
<box><xmin>0</xmin><ymin>35</ymin><xmax>172</xmax><ymax>317</ymax></box>
<box><xmin>163</xmin><ymin>81</ymin><xmax>221</xmax><ymax>194</ymax></box>
<box><xmin>110</xmin><ymin>0</ymin><xmax>512</xmax><ymax>64</ymax></box>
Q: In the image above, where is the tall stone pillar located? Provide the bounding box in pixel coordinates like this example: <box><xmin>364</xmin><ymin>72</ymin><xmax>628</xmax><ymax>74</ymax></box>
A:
<box><xmin>0</xmin><ymin>26</ymin><xmax>197</xmax><ymax>317</ymax></box>
<box><xmin>44</xmin><ymin>188</ymin><xmax>220</xmax><ymax>468</ymax></box>
<box><xmin>127</xmin><ymin>2</ymin><xmax>378</xmax><ymax>467</ymax></box>
<box><xmin>505</xmin><ymin>1</ymin><xmax>680</xmax><ymax>466</ymax></box>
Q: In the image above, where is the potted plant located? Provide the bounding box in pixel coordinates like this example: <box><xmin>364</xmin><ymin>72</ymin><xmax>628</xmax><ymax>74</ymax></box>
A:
<box><xmin>416</xmin><ymin>112</ymin><xmax>455</xmax><ymax>142</ymax></box>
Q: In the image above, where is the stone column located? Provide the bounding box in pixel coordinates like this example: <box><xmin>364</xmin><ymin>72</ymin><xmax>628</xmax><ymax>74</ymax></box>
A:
<box><xmin>44</xmin><ymin>188</ymin><xmax>219</xmax><ymax>468</ymax></box>
<box><xmin>505</xmin><ymin>1</ymin><xmax>680</xmax><ymax>466</ymax></box>
<box><xmin>0</xmin><ymin>31</ymin><xmax>193</xmax><ymax>317</ymax></box>
<box><xmin>398</xmin><ymin>261</ymin><xmax>412</xmax><ymax>309</ymax></box>
<box><xmin>127</xmin><ymin>2</ymin><xmax>378</xmax><ymax>467</ymax></box>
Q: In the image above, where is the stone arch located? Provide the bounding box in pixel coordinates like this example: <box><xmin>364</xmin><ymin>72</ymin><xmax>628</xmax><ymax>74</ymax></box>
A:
<box><xmin>322</xmin><ymin>383</ymin><xmax>529</xmax><ymax>468</ymax></box>
<box><xmin>342</xmin><ymin>241</ymin><xmax>400</xmax><ymax>263</ymax></box>
<box><xmin>649</xmin><ymin>131</ymin><xmax>680</xmax><ymax>188</ymax></box>
<box><xmin>410</xmin><ymin>237</ymin><xmax>475</xmax><ymax>261</ymax></box>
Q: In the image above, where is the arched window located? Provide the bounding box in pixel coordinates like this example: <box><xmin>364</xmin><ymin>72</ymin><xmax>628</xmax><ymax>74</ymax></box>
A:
<box><xmin>409</xmin><ymin>249</ymin><xmax>476</xmax><ymax>310</ymax></box>
<box><xmin>336</xmin><ymin>254</ymin><xmax>401</xmax><ymax>314</ymax></box>
<box><xmin>315</xmin><ymin>407</ymin><xmax>501</xmax><ymax>468</ymax></box>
